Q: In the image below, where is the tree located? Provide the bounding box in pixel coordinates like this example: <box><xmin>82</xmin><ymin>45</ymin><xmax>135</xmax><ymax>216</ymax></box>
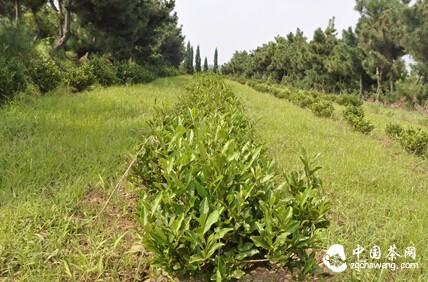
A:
<box><xmin>54</xmin><ymin>0</ymin><xmax>72</xmax><ymax>50</ymax></box>
<box><xmin>213</xmin><ymin>48</ymin><xmax>218</xmax><ymax>73</ymax></box>
<box><xmin>403</xmin><ymin>0</ymin><xmax>428</xmax><ymax>81</ymax></box>
<box><xmin>355</xmin><ymin>0</ymin><xmax>408</xmax><ymax>98</ymax></box>
<box><xmin>190</xmin><ymin>45</ymin><xmax>194</xmax><ymax>73</ymax></box>
<box><xmin>22</xmin><ymin>0</ymin><xmax>48</xmax><ymax>38</ymax></box>
<box><xmin>183</xmin><ymin>41</ymin><xmax>194</xmax><ymax>74</ymax></box>
<box><xmin>203</xmin><ymin>57</ymin><xmax>208</xmax><ymax>72</ymax></box>
<box><xmin>72</xmin><ymin>0</ymin><xmax>184</xmax><ymax>64</ymax></box>
<box><xmin>15</xmin><ymin>0</ymin><xmax>22</xmax><ymax>24</ymax></box>
<box><xmin>222</xmin><ymin>51</ymin><xmax>251</xmax><ymax>76</ymax></box>
<box><xmin>325</xmin><ymin>27</ymin><xmax>368</xmax><ymax>94</ymax></box>
<box><xmin>195</xmin><ymin>45</ymin><xmax>201</xmax><ymax>72</ymax></box>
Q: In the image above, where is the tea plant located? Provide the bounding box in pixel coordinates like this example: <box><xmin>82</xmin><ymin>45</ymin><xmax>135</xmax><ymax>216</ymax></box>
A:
<box><xmin>88</xmin><ymin>56</ymin><xmax>118</xmax><ymax>86</ymax></box>
<box><xmin>385</xmin><ymin>123</ymin><xmax>404</xmax><ymax>139</ymax></box>
<box><xmin>66</xmin><ymin>63</ymin><xmax>96</xmax><ymax>92</ymax></box>
<box><xmin>311</xmin><ymin>100</ymin><xmax>334</xmax><ymax>118</ymax></box>
<box><xmin>399</xmin><ymin>128</ymin><xmax>428</xmax><ymax>157</ymax></box>
<box><xmin>132</xmin><ymin>75</ymin><xmax>330</xmax><ymax>280</ymax></box>
<box><xmin>28</xmin><ymin>56</ymin><xmax>62</xmax><ymax>93</ymax></box>
<box><xmin>343</xmin><ymin>106</ymin><xmax>374</xmax><ymax>134</ymax></box>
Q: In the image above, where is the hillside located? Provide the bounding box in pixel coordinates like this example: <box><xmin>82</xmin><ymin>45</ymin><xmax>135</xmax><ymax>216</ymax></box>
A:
<box><xmin>0</xmin><ymin>76</ymin><xmax>426</xmax><ymax>281</ymax></box>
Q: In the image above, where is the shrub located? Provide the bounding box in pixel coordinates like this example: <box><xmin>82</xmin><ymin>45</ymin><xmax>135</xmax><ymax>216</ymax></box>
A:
<box><xmin>156</xmin><ymin>66</ymin><xmax>181</xmax><ymax>77</ymax></box>
<box><xmin>132</xmin><ymin>75</ymin><xmax>330</xmax><ymax>280</ymax></box>
<box><xmin>291</xmin><ymin>92</ymin><xmax>316</xmax><ymax>108</ymax></box>
<box><xmin>343</xmin><ymin>106</ymin><xmax>374</xmax><ymax>134</ymax></box>
<box><xmin>251</xmin><ymin>83</ymin><xmax>271</xmax><ymax>93</ymax></box>
<box><xmin>385</xmin><ymin>123</ymin><xmax>404</xmax><ymax>139</ymax></box>
<box><xmin>311</xmin><ymin>100</ymin><xmax>334</xmax><ymax>118</ymax></box>
<box><xmin>65</xmin><ymin>63</ymin><xmax>96</xmax><ymax>92</ymax></box>
<box><xmin>88</xmin><ymin>56</ymin><xmax>118</xmax><ymax>86</ymax></box>
<box><xmin>399</xmin><ymin>128</ymin><xmax>428</xmax><ymax>157</ymax></box>
<box><xmin>343</xmin><ymin>106</ymin><xmax>364</xmax><ymax>120</ymax></box>
<box><xmin>28</xmin><ymin>56</ymin><xmax>62</xmax><ymax>93</ymax></box>
<box><xmin>0</xmin><ymin>58</ymin><xmax>27</xmax><ymax>103</ymax></box>
<box><xmin>336</xmin><ymin>94</ymin><xmax>364</xmax><ymax>107</ymax></box>
<box><xmin>116</xmin><ymin>61</ymin><xmax>156</xmax><ymax>84</ymax></box>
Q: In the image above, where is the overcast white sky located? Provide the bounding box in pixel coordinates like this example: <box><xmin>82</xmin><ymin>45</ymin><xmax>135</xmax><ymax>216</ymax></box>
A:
<box><xmin>174</xmin><ymin>0</ymin><xmax>360</xmax><ymax>65</ymax></box>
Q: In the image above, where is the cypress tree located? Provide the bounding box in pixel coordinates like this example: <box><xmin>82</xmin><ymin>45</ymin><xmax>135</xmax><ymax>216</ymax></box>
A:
<box><xmin>184</xmin><ymin>41</ymin><xmax>194</xmax><ymax>74</ymax></box>
<box><xmin>213</xmin><ymin>48</ymin><xmax>219</xmax><ymax>73</ymax></box>
<box><xmin>203</xmin><ymin>57</ymin><xmax>209</xmax><ymax>72</ymax></box>
<box><xmin>190</xmin><ymin>45</ymin><xmax>194</xmax><ymax>74</ymax></box>
<box><xmin>195</xmin><ymin>45</ymin><xmax>202</xmax><ymax>72</ymax></box>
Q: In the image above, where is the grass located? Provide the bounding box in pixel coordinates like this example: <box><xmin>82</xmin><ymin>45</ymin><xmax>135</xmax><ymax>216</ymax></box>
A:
<box><xmin>230</xmin><ymin>80</ymin><xmax>428</xmax><ymax>281</ymax></box>
<box><xmin>0</xmin><ymin>76</ymin><xmax>188</xmax><ymax>281</ymax></box>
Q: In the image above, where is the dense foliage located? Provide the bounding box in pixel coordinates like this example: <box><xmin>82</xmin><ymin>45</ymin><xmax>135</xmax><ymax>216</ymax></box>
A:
<box><xmin>223</xmin><ymin>0</ymin><xmax>428</xmax><ymax>108</ymax></box>
<box><xmin>131</xmin><ymin>75</ymin><xmax>330</xmax><ymax>280</ymax></box>
<box><xmin>0</xmin><ymin>0</ymin><xmax>185</xmax><ymax>104</ymax></box>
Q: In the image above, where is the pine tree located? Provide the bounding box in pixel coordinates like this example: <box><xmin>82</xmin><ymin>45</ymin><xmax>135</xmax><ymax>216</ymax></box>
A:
<box><xmin>203</xmin><ymin>57</ymin><xmax>209</xmax><ymax>72</ymax></box>
<box><xmin>195</xmin><ymin>45</ymin><xmax>202</xmax><ymax>72</ymax></box>
<box><xmin>213</xmin><ymin>48</ymin><xmax>219</xmax><ymax>73</ymax></box>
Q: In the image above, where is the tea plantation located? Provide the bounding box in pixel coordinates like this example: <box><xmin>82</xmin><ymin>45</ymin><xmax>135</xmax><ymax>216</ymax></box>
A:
<box><xmin>0</xmin><ymin>76</ymin><xmax>427</xmax><ymax>281</ymax></box>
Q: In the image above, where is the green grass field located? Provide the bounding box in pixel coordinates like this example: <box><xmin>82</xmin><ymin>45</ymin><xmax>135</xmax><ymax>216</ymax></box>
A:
<box><xmin>0</xmin><ymin>77</ymin><xmax>187</xmax><ymax>280</ymax></box>
<box><xmin>231</xmin><ymin>81</ymin><xmax>428</xmax><ymax>281</ymax></box>
<box><xmin>0</xmin><ymin>76</ymin><xmax>426</xmax><ymax>281</ymax></box>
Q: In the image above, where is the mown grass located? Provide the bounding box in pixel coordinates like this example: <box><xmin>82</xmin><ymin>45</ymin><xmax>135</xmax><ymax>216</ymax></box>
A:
<box><xmin>230</xmin><ymin>80</ymin><xmax>427</xmax><ymax>281</ymax></box>
<box><xmin>0</xmin><ymin>76</ymin><xmax>188</xmax><ymax>281</ymax></box>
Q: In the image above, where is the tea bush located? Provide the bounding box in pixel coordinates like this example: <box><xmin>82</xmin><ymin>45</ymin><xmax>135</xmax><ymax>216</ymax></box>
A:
<box><xmin>343</xmin><ymin>106</ymin><xmax>374</xmax><ymax>134</ymax></box>
<box><xmin>65</xmin><ymin>63</ymin><xmax>96</xmax><ymax>92</ymax></box>
<box><xmin>385</xmin><ymin>123</ymin><xmax>404</xmax><ymax>139</ymax></box>
<box><xmin>28</xmin><ymin>56</ymin><xmax>62</xmax><ymax>93</ymax></box>
<box><xmin>88</xmin><ymin>56</ymin><xmax>118</xmax><ymax>86</ymax></box>
<box><xmin>399</xmin><ymin>128</ymin><xmax>428</xmax><ymax>157</ymax></box>
<box><xmin>116</xmin><ymin>60</ymin><xmax>156</xmax><ymax>84</ymax></box>
<box><xmin>0</xmin><ymin>58</ymin><xmax>27</xmax><ymax>103</ymax></box>
<box><xmin>132</xmin><ymin>75</ymin><xmax>330</xmax><ymax>280</ymax></box>
<box><xmin>291</xmin><ymin>92</ymin><xmax>316</xmax><ymax>108</ymax></box>
<box><xmin>343</xmin><ymin>105</ymin><xmax>364</xmax><ymax>120</ymax></box>
<box><xmin>311</xmin><ymin>100</ymin><xmax>334</xmax><ymax>118</ymax></box>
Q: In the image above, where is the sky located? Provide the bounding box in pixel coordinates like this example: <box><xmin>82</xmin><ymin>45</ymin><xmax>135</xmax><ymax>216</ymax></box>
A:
<box><xmin>174</xmin><ymin>0</ymin><xmax>360</xmax><ymax>65</ymax></box>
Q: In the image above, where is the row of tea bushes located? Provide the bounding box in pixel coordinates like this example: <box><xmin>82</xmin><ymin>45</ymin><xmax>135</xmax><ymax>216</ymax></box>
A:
<box><xmin>386</xmin><ymin>123</ymin><xmax>428</xmax><ymax>157</ymax></box>
<box><xmin>243</xmin><ymin>80</ymin><xmax>335</xmax><ymax>118</ymax></box>
<box><xmin>342</xmin><ymin>106</ymin><xmax>375</xmax><ymax>134</ymax></box>
<box><xmin>131</xmin><ymin>75</ymin><xmax>330</xmax><ymax>281</ymax></box>
<box><xmin>234</xmin><ymin>77</ymin><xmax>363</xmax><ymax>108</ymax></box>
<box><xmin>234</xmin><ymin>78</ymin><xmax>376</xmax><ymax>135</ymax></box>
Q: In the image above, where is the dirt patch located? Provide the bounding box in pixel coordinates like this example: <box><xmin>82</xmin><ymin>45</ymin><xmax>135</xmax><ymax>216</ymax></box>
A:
<box><xmin>76</xmin><ymin>181</ymin><xmax>143</xmax><ymax>281</ymax></box>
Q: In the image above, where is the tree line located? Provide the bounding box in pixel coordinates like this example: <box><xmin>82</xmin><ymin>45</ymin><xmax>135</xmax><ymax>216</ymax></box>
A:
<box><xmin>182</xmin><ymin>42</ymin><xmax>219</xmax><ymax>74</ymax></box>
<box><xmin>0</xmin><ymin>0</ymin><xmax>185</xmax><ymax>67</ymax></box>
<box><xmin>0</xmin><ymin>0</ymin><xmax>188</xmax><ymax>103</ymax></box>
<box><xmin>222</xmin><ymin>0</ymin><xmax>428</xmax><ymax>108</ymax></box>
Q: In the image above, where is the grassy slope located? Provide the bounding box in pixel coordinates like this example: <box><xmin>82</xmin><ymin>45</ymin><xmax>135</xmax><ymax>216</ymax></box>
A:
<box><xmin>0</xmin><ymin>76</ymin><xmax>188</xmax><ymax>281</ymax></box>
<box><xmin>230</xmin><ymin>81</ymin><xmax>428</xmax><ymax>281</ymax></box>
